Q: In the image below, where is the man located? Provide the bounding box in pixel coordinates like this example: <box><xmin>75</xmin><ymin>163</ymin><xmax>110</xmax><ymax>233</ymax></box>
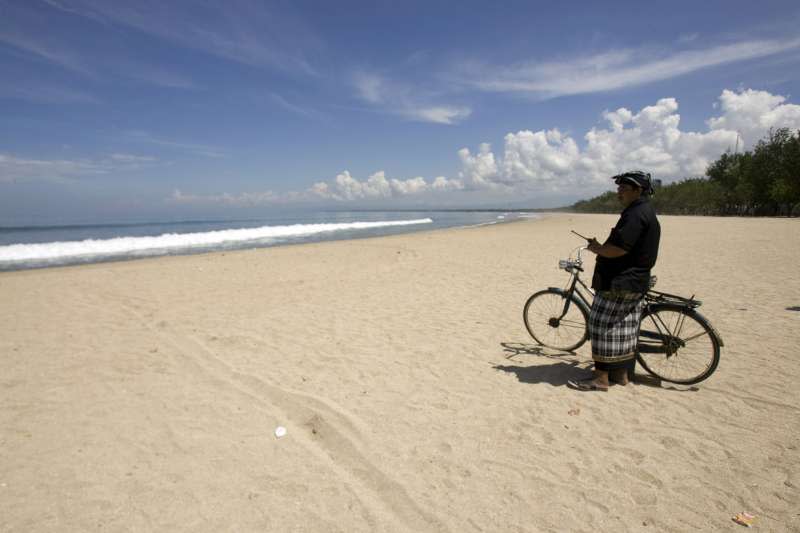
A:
<box><xmin>569</xmin><ymin>171</ymin><xmax>660</xmax><ymax>391</ymax></box>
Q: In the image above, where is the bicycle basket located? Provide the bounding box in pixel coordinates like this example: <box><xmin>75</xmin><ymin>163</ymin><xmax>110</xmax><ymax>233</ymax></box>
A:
<box><xmin>558</xmin><ymin>259</ymin><xmax>581</xmax><ymax>272</ymax></box>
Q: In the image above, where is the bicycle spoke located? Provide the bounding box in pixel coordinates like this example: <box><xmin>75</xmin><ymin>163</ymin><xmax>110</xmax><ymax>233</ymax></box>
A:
<box><xmin>681</xmin><ymin>331</ymin><xmax>708</xmax><ymax>343</ymax></box>
<box><xmin>637</xmin><ymin>307</ymin><xmax>718</xmax><ymax>384</ymax></box>
<box><xmin>524</xmin><ymin>290</ymin><xmax>588</xmax><ymax>351</ymax></box>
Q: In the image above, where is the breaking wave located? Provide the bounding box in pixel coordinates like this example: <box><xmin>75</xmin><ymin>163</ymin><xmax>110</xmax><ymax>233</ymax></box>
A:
<box><xmin>0</xmin><ymin>218</ymin><xmax>433</xmax><ymax>269</ymax></box>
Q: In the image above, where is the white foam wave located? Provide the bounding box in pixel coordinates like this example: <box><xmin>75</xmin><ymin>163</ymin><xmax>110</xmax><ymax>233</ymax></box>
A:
<box><xmin>0</xmin><ymin>218</ymin><xmax>433</xmax><ymax>264</ymax></box>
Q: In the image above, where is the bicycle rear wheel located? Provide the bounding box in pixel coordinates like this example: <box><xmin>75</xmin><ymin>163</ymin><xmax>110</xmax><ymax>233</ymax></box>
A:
<box><xmin>523</xmin><ymin>289</ymin><xmax>588</xmax><ymax>351</ymax></box>
<box><xmin>637</xmin><ymin>304</ymin><xmax>720</xmax><ymax>385</ymax></box>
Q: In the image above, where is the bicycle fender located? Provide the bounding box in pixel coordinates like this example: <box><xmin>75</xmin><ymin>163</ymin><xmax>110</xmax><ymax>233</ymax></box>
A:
<box><xmin>694</xmin><ymin>309</ymin><xmax>724</xmax><ymax>347</ymax></box>
<box><xmin>647</xmin><ymin>303</ymin><xmax>724</xmax><ymax>348</ymax></box>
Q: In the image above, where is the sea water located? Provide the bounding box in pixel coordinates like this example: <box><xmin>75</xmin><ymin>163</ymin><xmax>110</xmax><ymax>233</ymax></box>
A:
<box><xmin>0</xmin><ymin>210</ymin><xmax>538</xmax><ymax>271</ymax></box>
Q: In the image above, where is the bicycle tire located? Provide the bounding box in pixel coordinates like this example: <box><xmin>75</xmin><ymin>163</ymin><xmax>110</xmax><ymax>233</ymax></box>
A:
<box><xmin>523</xmin><ymin>289</ymin><xmax>589</xmax><ymax>352</ymax></box>
<box><xmin>636</xmin><ymin>303</ymin><xmax>720</xmax><ymax>385</ymax></box>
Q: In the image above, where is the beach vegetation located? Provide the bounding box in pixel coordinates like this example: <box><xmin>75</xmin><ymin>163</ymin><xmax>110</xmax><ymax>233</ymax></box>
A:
<box><xmin>572</xmin><ymin>128</ymin><xmax>800</xmax><ymax>216</ymax></box>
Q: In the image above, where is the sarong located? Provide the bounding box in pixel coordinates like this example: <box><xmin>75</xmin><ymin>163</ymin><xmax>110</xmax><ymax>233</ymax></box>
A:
<box><xmin>589</xmin><ymin>290</ymin><xmax>644</xmax><ymax>371</ymax></box>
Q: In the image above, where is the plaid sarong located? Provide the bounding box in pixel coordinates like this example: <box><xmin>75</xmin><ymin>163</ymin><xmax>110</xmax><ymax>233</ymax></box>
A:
<box><xmin>589</xmin><ymin>290</ymin><xmax>644</xmax><ymax>365</ymax></box>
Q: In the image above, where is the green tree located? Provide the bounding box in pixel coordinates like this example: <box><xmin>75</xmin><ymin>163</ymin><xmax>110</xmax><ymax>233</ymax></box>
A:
<box><xmin>570</xmin><ymin>129</ymin><xmax>800</xmax><ymax>217</ymax></box>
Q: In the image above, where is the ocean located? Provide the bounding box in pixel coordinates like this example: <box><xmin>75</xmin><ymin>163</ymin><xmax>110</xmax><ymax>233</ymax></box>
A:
<box><xmin>0</xmin><ymin>210</ymin><xmax>538</xmax><ymax>271</ymax></box>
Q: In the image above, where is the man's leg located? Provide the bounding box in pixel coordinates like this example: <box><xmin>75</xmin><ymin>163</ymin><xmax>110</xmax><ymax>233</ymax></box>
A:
<box><xmin>592</xmin><ymin>369</ymin><xmax>611</xmax><ymax>388</ymax></box>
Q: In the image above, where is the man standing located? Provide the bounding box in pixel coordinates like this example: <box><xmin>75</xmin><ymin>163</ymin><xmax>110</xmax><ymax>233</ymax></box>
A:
<box><xmin>569</xmin><ymin>171</ymin><xmax>660</xmax><ymax>391</ymax></box>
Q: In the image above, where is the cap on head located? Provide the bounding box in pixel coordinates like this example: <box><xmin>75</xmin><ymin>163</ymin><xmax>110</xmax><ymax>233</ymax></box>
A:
<box><xmin>613</xmin><ymin>170</ymin><xmax>654</xmax><ymax>195</ymax></box>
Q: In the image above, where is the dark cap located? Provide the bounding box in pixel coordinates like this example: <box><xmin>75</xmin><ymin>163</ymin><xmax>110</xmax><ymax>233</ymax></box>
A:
<box><xmin>613</xmin><ymin>171</ymin><xmax>654</xmax><ymax>195</ymax></box>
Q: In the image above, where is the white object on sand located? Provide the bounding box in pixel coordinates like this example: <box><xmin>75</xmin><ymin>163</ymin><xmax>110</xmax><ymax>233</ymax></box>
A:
<box><xmin>274</xmin><ymin>426</ymin><xmax>287</xmax><ymax>438</ymax></box>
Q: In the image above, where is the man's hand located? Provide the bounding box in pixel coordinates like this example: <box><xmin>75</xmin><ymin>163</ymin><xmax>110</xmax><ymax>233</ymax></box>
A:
<box><xmin>588</xmin><ymin>239</ymin><xmax>628</xmax><ymax>258</ymax></box>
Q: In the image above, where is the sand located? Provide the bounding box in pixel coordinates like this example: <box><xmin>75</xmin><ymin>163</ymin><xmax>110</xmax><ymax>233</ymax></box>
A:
<box><xmin>1</xmin><ymin>213</ymin><xmax>799</xmax><ymax>532</ymax></box>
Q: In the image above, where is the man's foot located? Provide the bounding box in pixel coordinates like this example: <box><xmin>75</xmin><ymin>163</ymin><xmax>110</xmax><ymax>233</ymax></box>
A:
<box><xmin>567</xmin><ymin>379</ymin><xmax>609</xmax><ymax>392</ymax></box>
<box><xmin>610</xmin><ymin>369</ymin><xmax>630</xmax><ymax>386</ymax></box>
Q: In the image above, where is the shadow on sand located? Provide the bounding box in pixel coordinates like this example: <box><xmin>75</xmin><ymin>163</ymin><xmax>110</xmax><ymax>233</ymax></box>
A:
<box><xmin>496</xmin><ymin>341</ymin><xmax>699</xmax><ymax>392</ymax></box>
<box><xmin>495</xmin><ymin>342</ymin><xmax>590</xmax><ymax>387</ymax></box>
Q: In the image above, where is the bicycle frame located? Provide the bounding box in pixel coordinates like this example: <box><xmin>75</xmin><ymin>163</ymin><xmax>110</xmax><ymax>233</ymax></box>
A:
<box><xmin>548</xmin><ymin>246</ymin><xmax>724</xmax><ymax>351</ymax></box>
<box><xmin>548</xmin><ymin>246</ymin><xmax>594</xmax><ymax>319</ymax></box>
<box><xmin>525</xmin><ymin>242</ymin><xmax>723</xmax><ymax>384</ymax></box>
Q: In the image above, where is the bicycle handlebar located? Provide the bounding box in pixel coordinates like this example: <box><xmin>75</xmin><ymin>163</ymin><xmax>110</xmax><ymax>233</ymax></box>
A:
<box><xmin>574</xmin><ymin>246</ymin><xmax>587</xmax><ymax>263</ymax></box>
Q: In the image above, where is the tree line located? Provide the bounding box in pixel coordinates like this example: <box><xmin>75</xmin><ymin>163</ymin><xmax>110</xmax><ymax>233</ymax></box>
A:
<box><xmin>571</xmin><ymin>128</ymin><xmax>800</xmax><ymax>216</ymax></box>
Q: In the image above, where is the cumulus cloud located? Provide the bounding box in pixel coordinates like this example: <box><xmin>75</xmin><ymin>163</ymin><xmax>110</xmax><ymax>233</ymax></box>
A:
<box><xmin>451</xmin><ymin>89</ymin><xmax>800</xmax><ymax>193</ymax></box>
<box><xmin>457</xmin><ymin>143</ymin><xmax>499</xmax><ymax>189</ymax></box>
<box><xmin>307</xmin><ymin>170</ymin><xmax>462</xmax><ymax>201</ymax></box>
<box><xmin>708</xmin><ymin>89</ymin><xmax>800</xmax><ymax>145</ymax></box>
<box><xmin>353</xmin><ymin>71</ymin><xmax>471</xmax><ymax>125</ymax></box>
<box><xmin>166</xmin><ymin>88</ymin><xmax>800</xmax><ymax>205</ymax></box>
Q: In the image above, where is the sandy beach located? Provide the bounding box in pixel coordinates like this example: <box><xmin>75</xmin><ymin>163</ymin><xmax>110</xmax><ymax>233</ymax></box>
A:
<box><xmin>1</xmin><ymin>213</ymin><xmax>799</xmax><ymax>532</ymax></box>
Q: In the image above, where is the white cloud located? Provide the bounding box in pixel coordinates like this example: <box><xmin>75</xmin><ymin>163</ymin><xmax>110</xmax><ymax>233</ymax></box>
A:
<box><xmin>0</xmin><ymin>28</ymin><xmax>94</xmax><ymax>77</ymax></box>
<box><xmin>502</xmin><ymin>130</ymin><xmax>581</xmax><ymax>188</ymax></box>
<box><xmin>390</xmin><ymin>176</ymin><xmax>428</xmax><ymax>195</ymax></box>
<box><xmin>44</xmin><ymin>0</ymin><xmax>320</xmax><ymax>75</ymax></box>
<box><xmin>308</xmin><ymin>170</ymin><xmax>460</xmax><ymax>200</ymax></box>
<box><xmin>354</xmin><ymin>72</ymin><xmax>384</xmax><ymax>104</ymax></box>
<box><xmin>123</xmin><ymin>131</ymin><xmax>227</xmax><ymax>158</ymax></box>
<box><xmin>457</xmin><ymin>143</ymin><xmax>500</xmax><ymax>189</ymax></box>
<box><xmin>171</xmin><ymin>189</ymin><xmax>281</xmax><ymax>207</ymax></box>
<box><xmin>109</xmin><ymin>153</ymin><xmax>158</xmax><ymax>163</ymax></box>
<box><xmin>269</xmin><ymin>92</ymin><xmax>319</xmax><ymax>118</ymax></box>
<box><xmin>406</xmin><ymin>106</ymin><xmax>472</xmax><ymax>125</ymax></box>
<box><xmin>462</xmin><ymin>38</ymin><xmax>800</xmax><ymax>99</ymax></box>
<box><xmin>0</xmin><ymin>4</ymin><xmax>198</xmax><ymax>90</ymax></box>
<box><xmin>431</xmin><ymin>176</ymin><xmax>464</xmax><ymax>192</ymax></box>
<box><xmin>707</xmin><ymin>89</ymin><xmax>800</xmax><ymax>145</ymax></box>
<box><xmin>0</xmin><ymin>153</ymin><xmax>157</xmax><ymax>183</ymax></box>
<box><xmin>0</xmin><ymin>83</ymin><xmax>99</xmax><ymax>104</ymax></box>
<box><xmin>452</xmin><ymin>89</ymin><xmax>800</xmax><ymax>193</ymax></box>
<box><xmin>353</xmin><ymin>71</ymin><xmax>471</xmax><ymax>125</ymax></box>
<box><xmin>168</xmin><ymin>88</ymin><xmax>799</xmax><ymax>205</ymax></box>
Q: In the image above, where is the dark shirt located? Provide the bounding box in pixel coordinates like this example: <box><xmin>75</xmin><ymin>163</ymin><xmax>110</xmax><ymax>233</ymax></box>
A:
<box><xmin>592</xmin><ymin>197</ymin><xmax>660</xmax><ymax>293</ymax></box>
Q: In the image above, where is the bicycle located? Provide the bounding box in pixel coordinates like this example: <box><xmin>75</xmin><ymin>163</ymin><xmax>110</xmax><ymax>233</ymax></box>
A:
<box><xmin>523</xmin><ymin>246</ymin><xmax>723</xmax><ymax>385</ymax></box>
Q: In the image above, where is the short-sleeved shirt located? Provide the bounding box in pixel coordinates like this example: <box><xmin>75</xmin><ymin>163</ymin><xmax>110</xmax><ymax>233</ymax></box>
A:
<box><xmin>592</xmin><ymin>197</ymin><xmax>660</xmax><ymax>294</ymax></box>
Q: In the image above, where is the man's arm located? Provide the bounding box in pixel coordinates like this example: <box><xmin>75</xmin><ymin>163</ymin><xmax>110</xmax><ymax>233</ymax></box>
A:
<box><xmin>587</xmin><ymin>238</ymin><xmax>627</xmax><ymax>258</ymax></box>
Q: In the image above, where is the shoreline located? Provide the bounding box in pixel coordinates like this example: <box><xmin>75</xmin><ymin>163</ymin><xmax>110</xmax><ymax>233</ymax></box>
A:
<box><xmin>2</xmin><ymin>213</ymin><xmax>798</xmax><ymax>531</ymax></box>
<box><xmin>0</xmin><ymin>212</ymin><xmax>539</xmax><ymax>275</ymax></box>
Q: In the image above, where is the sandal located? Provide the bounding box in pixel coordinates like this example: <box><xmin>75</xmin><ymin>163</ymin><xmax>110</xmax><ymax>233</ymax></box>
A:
<box><xmin>567</xmin><ymin>379</ymin><xmax>609</xmax><ymax>392</ymax></box>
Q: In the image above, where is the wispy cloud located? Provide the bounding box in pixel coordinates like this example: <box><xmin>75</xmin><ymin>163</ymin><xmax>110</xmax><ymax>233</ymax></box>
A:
<box><xmin>123</xmin><ymin>131</ymin><xmax>227</xmax><ymax>159</ymax></box>
<box><xmin>0</xmin><ymin>2</ymin><xmax>199</xmax><ymax>90</ymax></box>
<box><xmin>0</xmin><ymin>152</ymin><xmax>157</xmax><ymax>184</ymax></box>
<box><xmin>269</xmin><ymin>93</ymin><xmax>319</xmax><ymax>118</ymax></box>
<box><xmin>119</xmin><ymin>63</ymin><xmax>198</xmax><ymax>90</ymax></box>
<box><xmin>0</xmin><ymin>83</ymin><xmax>99</xmax><ymax>104</ymax></box>
<box><xmin>353</xmin><ymin>72</ymin><xmax>471</xmax><ymax>125</ymax></box>
<box><xmin>51</xmin><ymin>0</ymin><xmax>321</xmax><ymax>75</ymax></box>
<box><xmin>0</xmin><ymin>27</ymin><xmax>95</xmax><ymax>77</ymax></box>
<box><xmin>461</xmin><ymin>37</ymin><xmax>800</xmax><ymax>98</ymax></box>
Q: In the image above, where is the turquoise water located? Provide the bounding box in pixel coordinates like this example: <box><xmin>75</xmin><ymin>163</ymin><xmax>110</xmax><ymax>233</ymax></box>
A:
<box><xmin>0</xmin><ymin>210</ymin><xmax>537</xmax><ymax>271</ymax></box>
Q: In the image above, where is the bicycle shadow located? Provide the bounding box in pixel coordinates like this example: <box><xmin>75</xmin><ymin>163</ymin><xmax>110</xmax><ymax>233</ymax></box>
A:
<box><xmin>497</xmin><ymin>342</ymin><xmax>700</xmax><ymax>392</ymax></box>
<box><xmin>500</xmin><ymin>341</ymin><xmax>580</xmax><ymax>360</ymax></box>
<box><xmin>496</xmin><ymin>341</ymin><xmax>590</xmax><ymax>387</ymax></box>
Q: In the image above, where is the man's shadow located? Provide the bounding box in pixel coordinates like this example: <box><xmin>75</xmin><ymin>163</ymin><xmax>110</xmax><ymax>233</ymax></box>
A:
<box><xmin>497</xmin><ymin>341</ymin><xmax>695</xmax><ymax>391</ymax></box>
<box><xmin>494</xmin><ymin>342</ymin><xmax>590</xmax><ymax>387</ymax></box>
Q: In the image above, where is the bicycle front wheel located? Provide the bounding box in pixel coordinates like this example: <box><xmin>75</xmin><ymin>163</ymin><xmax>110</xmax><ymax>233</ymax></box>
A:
<box><xmin>637</xmin><ymin>304</ymin><xmax>720</xmax><ymax>385</ymax></box>
<box><xmin>523</xmin><ymin>289</ymin><xmax>588</xmax><ymax>351</ymax></box>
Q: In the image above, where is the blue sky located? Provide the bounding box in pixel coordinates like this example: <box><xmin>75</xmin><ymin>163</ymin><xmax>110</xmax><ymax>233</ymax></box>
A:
<box><xmin>1</xmin><ymin>0</ymin><xmax>800</xmax><ymax>224</ymax></box>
